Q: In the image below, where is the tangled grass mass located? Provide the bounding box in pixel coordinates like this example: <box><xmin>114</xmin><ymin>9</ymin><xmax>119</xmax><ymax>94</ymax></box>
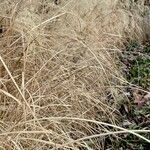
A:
<box><xmin>0</xmin><ymin>0</ymin><xmax>149</xmax><ymax>149</ymax></box>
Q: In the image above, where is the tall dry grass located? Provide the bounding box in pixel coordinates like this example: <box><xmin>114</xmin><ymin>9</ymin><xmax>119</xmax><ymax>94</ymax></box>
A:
<box><xmin>0</xmin><ymin>0</ymin><xmax>149</xmax><ymax>149</ymax></box>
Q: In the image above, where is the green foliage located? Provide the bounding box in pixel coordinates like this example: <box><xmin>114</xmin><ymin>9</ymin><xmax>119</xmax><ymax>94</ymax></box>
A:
<box><xmin>123</xmin><ymin>41</ymin><xmax>150</xmax><ymax>89</ymax></box>
<box><xmin>116</xmin><ymin>41</ymin><xmax>150</xmax><ymax>150</ymax></box>
<box><xmin>114</xmin><ymin>103</ymin><xmax>150</xmax><ymax>149</ymax></box>
<box><xmin>126</xmin><ymin>41</ymin><xmax>140</xmax><ymax>51</ymax></box>
<box><xmin>129</xmin><ymin>56</ymin><xmax>150</xmax><ymax>89</ymax></box>
<box><xmin>144</xmin><ymin>45</ymin><xmax>150</xmax><ymax>53</ymax></box>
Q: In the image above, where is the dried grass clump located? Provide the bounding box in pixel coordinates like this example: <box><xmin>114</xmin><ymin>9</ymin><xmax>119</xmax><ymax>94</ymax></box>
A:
<box><xmin>0</xmin><ymin>0</ymin><xmax>149</xmax><ymax>149</ymax></box>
